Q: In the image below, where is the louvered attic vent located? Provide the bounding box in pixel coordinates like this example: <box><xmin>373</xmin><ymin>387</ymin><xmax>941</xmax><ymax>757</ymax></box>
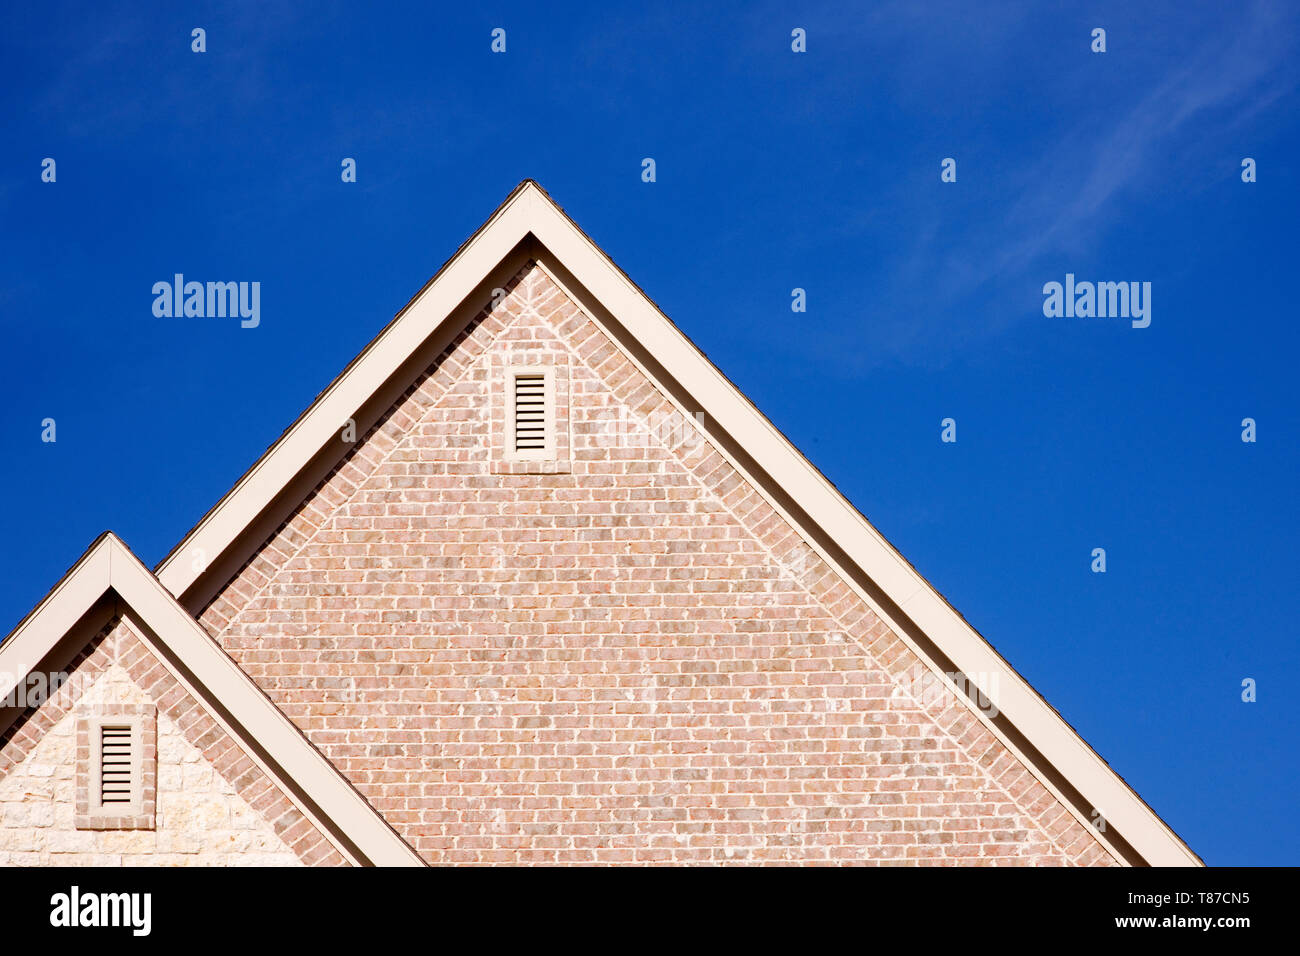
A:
<box><xmin>100</xmin><ymin>724</ymin><xmax>134</xmax><ymax>805</ymax></box>
<box><xmin>514</xmin><ymin>373</ymin><xmax>548</xmax><ymax>451</ymax></box>
<box><xmin>77</xmin><ymin>707</ymin><xmax>154</xmax><ymax>829</ymax></box>
<box><xmin>507</xmin><ymin>366</ymin><xmax>555</xmax><ymax>461</ymax></box>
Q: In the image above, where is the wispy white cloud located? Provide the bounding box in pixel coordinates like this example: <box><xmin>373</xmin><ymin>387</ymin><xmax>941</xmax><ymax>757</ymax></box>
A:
<box><xmin>787</xmin><ymin>0</ymin><xmax>1298</xmax><ymax>369</ymax></box>
<box><xmin>991</xmin><ymin>0</ymin><xmax>1297</xmax><ymax>278</ymax></box>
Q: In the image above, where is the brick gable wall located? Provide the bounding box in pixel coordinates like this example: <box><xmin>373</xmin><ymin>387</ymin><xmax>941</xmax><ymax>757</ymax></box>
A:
<box><xmin>0</xmin><ymin>618</ymin><xmax>347</xmax><ymax>865</ymax></box>
<box><xmin>198</xmin><ymin>262</ymin><xmax>1118</xmax><ymax>865</ymax></box>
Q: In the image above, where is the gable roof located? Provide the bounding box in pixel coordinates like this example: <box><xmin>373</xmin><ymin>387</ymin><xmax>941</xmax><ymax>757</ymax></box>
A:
<box><xmin>0</xmin><ymin>532</ymin><xmax>423</xmax><ymax>866</ymax></box>
<box><xmin>137</xmin><ymin>181</ymin><xmax>1194</xmax><ymax>865</ymax></box>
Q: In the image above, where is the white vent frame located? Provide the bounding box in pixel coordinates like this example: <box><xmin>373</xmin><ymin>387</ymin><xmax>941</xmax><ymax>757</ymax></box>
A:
<box><xmin>504</xmin><ymin>365</ymin><xmax>556</xmax><ymax>462</ymax></box>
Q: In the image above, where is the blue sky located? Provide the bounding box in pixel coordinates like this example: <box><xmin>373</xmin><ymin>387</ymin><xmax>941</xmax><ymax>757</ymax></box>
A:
<box><xmin>2</xmin><ymin>1</ymin><xmax>1296</xmax><ymax>865</ymax></box>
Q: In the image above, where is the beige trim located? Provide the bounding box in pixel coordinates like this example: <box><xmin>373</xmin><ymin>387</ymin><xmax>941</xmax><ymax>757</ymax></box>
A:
<box><xmin>0</xmin><ymin>533</ymin><xmax>423</xmax><ymax>867</ymax></box>
<box><xmin>147</xmin><ymin>181</ymin><xmax>1199</xmax><ymax>866</ymax></box>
